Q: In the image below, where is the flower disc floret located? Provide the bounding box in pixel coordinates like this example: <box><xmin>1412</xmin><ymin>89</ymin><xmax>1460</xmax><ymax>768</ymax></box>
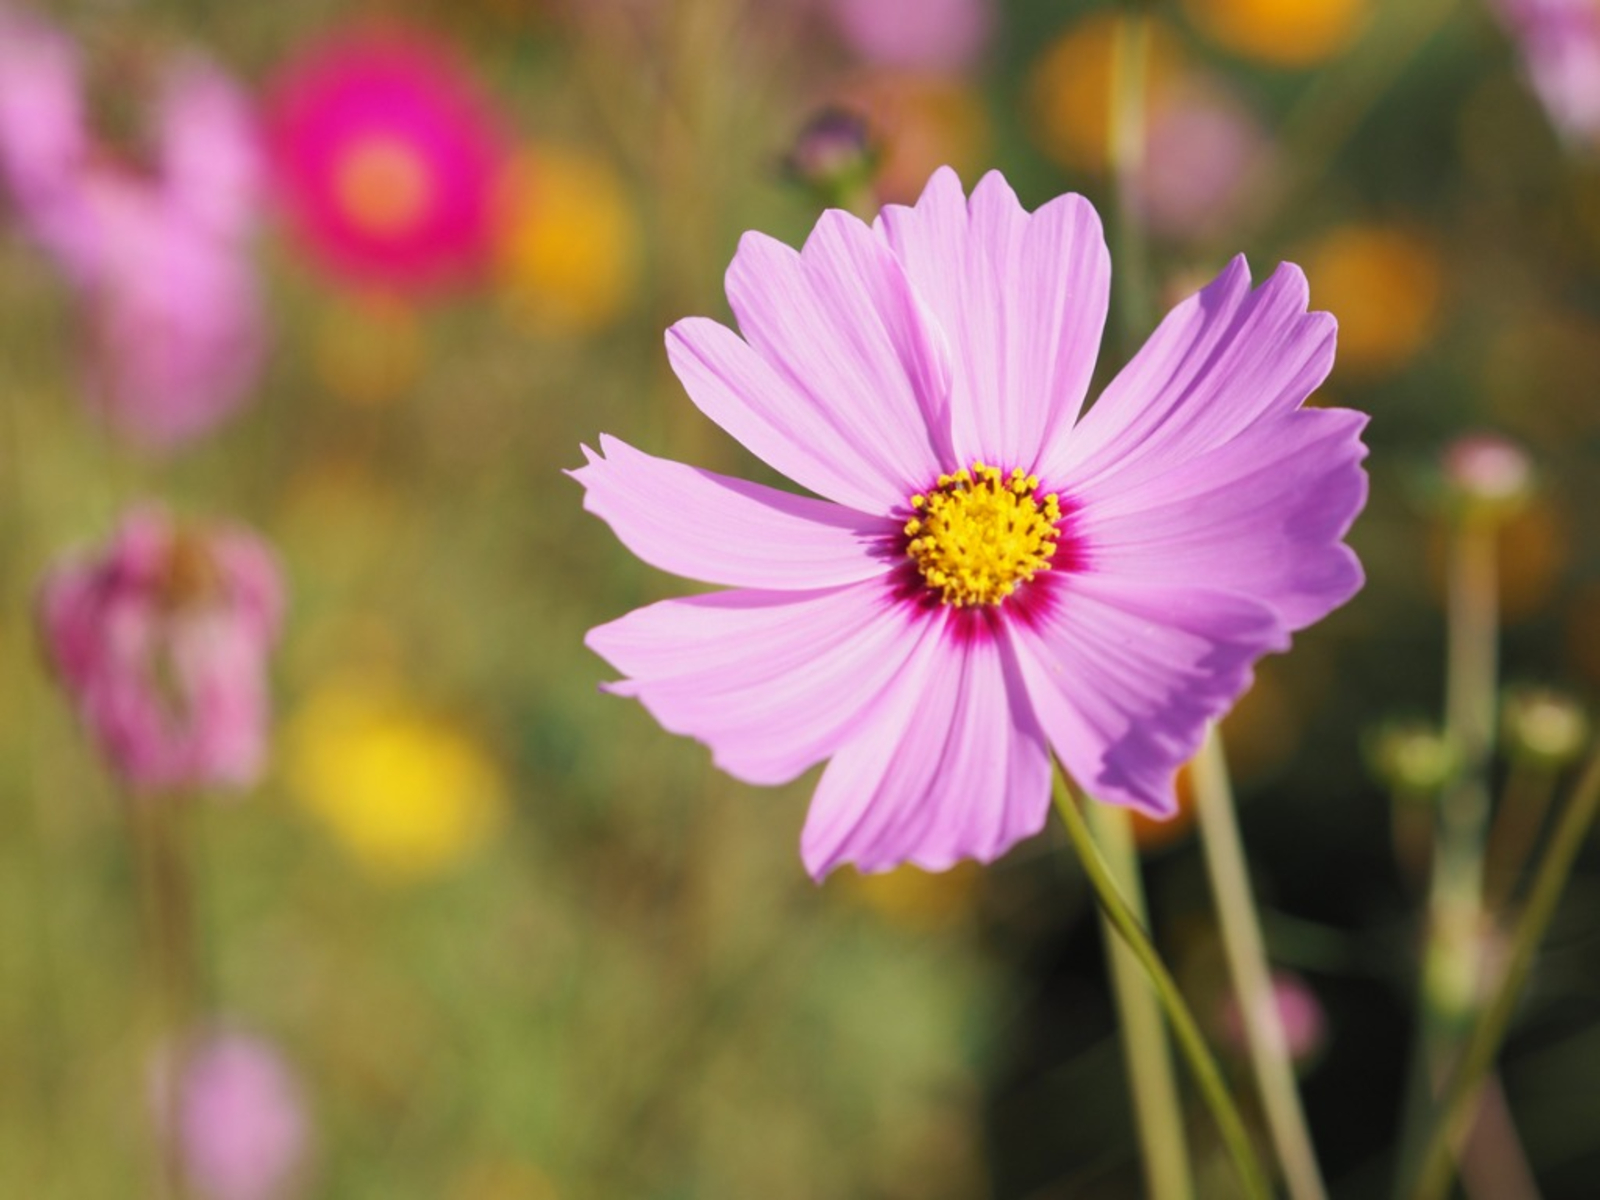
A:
<box><xmin>905</xmin><ymin>462</ymin><xmax>1062</xmax><ymax>606</ymax></box>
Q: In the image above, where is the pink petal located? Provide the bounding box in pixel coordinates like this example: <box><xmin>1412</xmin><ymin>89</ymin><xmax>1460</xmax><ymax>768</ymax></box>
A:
<box><xmin>801</xmin><ymin>625</ymin><xmax>1052</xmax><ymax>878</ymax></box>
<box><xmin>722</xmin><ymin>209</ymin><xmax>952</xmax><ymax>493</ymax></box>
<box><xmin>1010</xmin><ymin>577</ymin><xmax>1289</xmax><ymax>815</ymax></box>
<box><xmin>1047</xmin><ymin>258</ymin><xmax>1335</xmax><ymax>488</ymax></box>
<box><xmin>158</xmin><ymin>57</ymin><xmax>263</xmax><ymax>243</ymax></box>
<box><xmin>668</xmin><ymin>317</ymin><xmax>900</xmax><ymax>513</ymax></box>
<box><xmin>876</xmin><ymin>167</ymin><xmax>1110</xmax><ymax>471</ymax></box>
<box><xmin>572</xmin><ymin>434</ymin><xmax>895</xmax><ymax>589</ymax></box>
<box><xmin>1076</xmin><ymin>407</ymin><xmax>1369</xmax><ymax>630</ymax></box>
<box><xmin>587</xmin><ymin>582</ymin><xmax>925</xmax><ymax>787</ymax></box>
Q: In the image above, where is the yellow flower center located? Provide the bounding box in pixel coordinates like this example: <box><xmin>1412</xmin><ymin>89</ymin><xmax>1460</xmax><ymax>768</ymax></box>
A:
<box><xmin>904</xmin><ymin>462</ymin><xmax>1062</xmax><ymax>607</ymax></box>
<box><xmin>333</xmin><ymin>135</ymin><xmax>434</xmax><ymax>238</ymax></box>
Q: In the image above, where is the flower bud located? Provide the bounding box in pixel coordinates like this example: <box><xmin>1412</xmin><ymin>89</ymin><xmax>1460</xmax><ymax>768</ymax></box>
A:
<box><xmin>1364</xmin><ymin>720</ymin><xmax>1460</xmax><ymax>795</ymax></box>
<box><xmin>782</xmin><ymin>106</ymin><xmax>881</xmax><ymax>210</ymax></box>
<box><xmin>1437</xmin><ymin>432</ymin><xmax>1535</xmax><ymax>520</ymax></box>
<box><xmin>1501</xmin><ymin>685</ymin><xmax>1590</xmax><ymax>768</ymax></box>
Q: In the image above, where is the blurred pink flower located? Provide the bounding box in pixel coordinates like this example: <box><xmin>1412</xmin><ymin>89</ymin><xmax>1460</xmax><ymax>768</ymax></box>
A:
<box><xmin>578</xmin><ymin>168</ymin><xmax>1368</xmax><ymax>878</ymax></box>
<box><xmin>1137</xmin><ymin>77</ymin><xmax>1270</xmax><ymax>242</ymax></box>
<box><xmin>40</xmin><ymin>508</ymin><xmax>284</xmax><ymax>796</ymax></box>
<box><xmin>1218</xmin><ymin>970</ymin><xmax>1328</xmax><ymax>1067</ymax></box>
<box><xmin>265</xmin><ymin>28</ymin><xmax>508</xmax><ymax>292</ymax></box>
<box><xmin>153</xmin><ymin>1031</ymin><xmax>309</xmax><ymax>1200</ymax></box>
<box><xmin>1491</xmin><ymin>0</ymin><xmax>1600</xmax><ymax>144</ymax></box>
<box><xmin>821</xmin><ymin>0</ymin><xmax>992</xmax><ymax>72</ymax></box>
<box><xmin>0</xmin><ymin>9</ymin><xmax>266</xmax><ymax>448</ymax></box>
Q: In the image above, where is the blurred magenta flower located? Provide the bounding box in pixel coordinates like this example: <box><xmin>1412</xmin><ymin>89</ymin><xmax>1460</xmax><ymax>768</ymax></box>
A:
<box><xmin>265</xmin><ymin>27</ymin><xmax>508</xmax><ymax>292</ymax></box>
<box><xmin>577</xmin><ymin>167</ymin><xmax>1368</xmax><ymax>878</ymax></box>
<box><xmin>40</xmin><ymin>508</ymin><xmax>284</xmax><ymax>796</ymax></box>
<box><xmin>153</xmin><ymin>1031</ymin><xmax>309</xmax><ymax>1200</ymax></box>
<box><xmin>0</xmin><ymin>9</ymin><xmax>266</xmax><ymax>448</ymax></box>
<box><xmin>1490</xmin><ymin>0</ymin><xmax>1600</xmax><ymax>144</ymax></box>
<box><xmin>821</xmin><ymin>0</ymin><xmax>992</xmax><ymax>72</ymax></box>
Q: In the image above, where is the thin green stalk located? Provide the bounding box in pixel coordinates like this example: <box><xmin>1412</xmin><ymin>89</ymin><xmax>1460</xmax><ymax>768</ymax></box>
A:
<box><xmin>1052</xmin><ymin>772</ymin><xmax>1271</xmax><ymax>1200</ymax></box>
<box><xmin>1086</xmin><ymin>801</ymin><xmax>1194</xmax><ymax>1200</ymax></box>
<box><xmin>1193</xmin><ymin>727</ymin><xmax>1328</xmax><ymax>1200</ymax></box>
<box><xmin>1396</xmin><ymin>515</ymin><xmax>1502</xmax><ymax>1191</ymax></box>
<box><xmin>1108</xmin><ymin>7</ymin><xmax>1153</xmax><ymax>352</ymax></box>
<box><xmin>1409</xmin><ymin>739</ymin><xmax>1600</xmax><ymax>1200</ymax></box>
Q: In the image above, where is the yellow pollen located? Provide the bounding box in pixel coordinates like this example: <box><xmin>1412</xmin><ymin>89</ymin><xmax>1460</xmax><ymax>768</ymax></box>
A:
<box><xmin>905</xmin><ymin>461</ymin><xmax>1062</xmax><ymax>607</ymax></box>
<box><xmin>332</xmin><ymin>135</ymin><xmax>434</xmax><ymax>238</ymax></box>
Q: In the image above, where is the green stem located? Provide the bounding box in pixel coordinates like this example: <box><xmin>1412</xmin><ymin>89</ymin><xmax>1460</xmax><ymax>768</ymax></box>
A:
<box><xmin>1052</xmin><ymin>772</ymin><xmax>1271</xmax><ymax>1200</ymax></box>
<box><xmin>1193</xmin><ymin>727</ymin><xmax>1328</xmax><ymax>1200</ymax></box>
<box><xmin>1396</xmin><ymin>515</ymin><xmax>1501</xmax><ymax>1190</ymax></box>
<box><xmin>1408</xmin><ymin>739</ymin><xmax>1600</xmax><ymax>1200</ymax></box>
<box><xmin>1108</xmin><ymin>7</ymin><xmax>1153</xmax><ymax>353</ymax></box>
<box><xmin>1086</xmin><ymin>801</ymin><xmax>1195</xmax><ymax>1200</ymax></box>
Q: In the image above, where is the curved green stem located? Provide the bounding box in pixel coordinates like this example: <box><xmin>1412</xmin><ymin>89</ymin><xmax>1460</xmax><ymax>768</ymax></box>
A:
<box><xmin>1408</xmin><ymin>739</ymin><xmax>1600</xmax><ymax>1200</ymax></box>
<box><xmin>1053</xmin><ymin>772</ymin><xmax>1272</xmax><ymax>1200</ymax></box>
<box><xmin>1194</xmin><ymin>728</ymin><xmax>1328</xmax><ymax>1200</ymax></box>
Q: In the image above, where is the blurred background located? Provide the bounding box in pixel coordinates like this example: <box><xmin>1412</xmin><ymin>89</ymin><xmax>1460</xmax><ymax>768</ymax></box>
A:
<box><xmin>2</xmin><ymin>0</ymin><xmax>1600</xmax><ymax>1196</ymax></box>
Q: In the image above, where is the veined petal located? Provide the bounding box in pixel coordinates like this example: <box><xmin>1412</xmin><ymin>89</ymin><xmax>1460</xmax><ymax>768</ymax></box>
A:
<box><xmin>1077</xmin><ymin>407</ymin><xmax>1369</xmax><ymax>630</ymax></box>
<box><xmin>709</xmin><ymin>208</ymin><xmax>952</xmax><ymax>500</ymax></box>
<box><xmin>573</xmin><ymin>435</ymin><xmax>894</xmax><ymax>590</ymax></box>
<box><xmin>877</xmin><ymin>167</ymin><xmax>1110</xmax><ymax>470</ymax></box>
<box><xmin>668</xmin><ymin>316</ymin><xmax>902</xmax><ymax>513</ymax></box>
<box><xmin>1010</xmin><ymin>577</ymin><xmax>1289</xmax><ymax>815</ymax></box>
<box><xmin>1046</xmin><ymin>257</ymin><xmax>1335</xmax><ymax>487</ymax></box>
<box><xmin>801</xmin><ymin>624</ymin><xmax>1052</xmax><ymax>878</ymax></box>
<box><xmin>586</xmin><ymin>582</ymin><xmax>923</xmax><ymax>788</ymax></box>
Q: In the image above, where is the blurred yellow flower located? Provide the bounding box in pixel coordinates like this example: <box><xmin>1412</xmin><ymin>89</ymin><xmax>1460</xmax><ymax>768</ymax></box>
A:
<box><xmin>1027</xmin><ymin>13</ymin><xmax>1184</xmax><ymax>173</ymax></box>
<box><xmin>1298</xmin><ymin>224</ymin><xmax>1442</xmax><ymax>376</ymax></box>
<box><xmin>840</xmin><ymin>862</ymin><xmax>981</xmax><ymax>931</ymax></box>
<box><xmin>495</xmin><ymin>144</ymin><xmax>639</xmax><ymax>334</ymax></box>
<box><xmin>1180</xmin><ymin>0</ymin><xmax>1368</xmax><ymax>67</ymax></box>
<box><xmin>288</xmin><ymin>680</ymin><xmax>507</xmax><ymax>881</ymax></box>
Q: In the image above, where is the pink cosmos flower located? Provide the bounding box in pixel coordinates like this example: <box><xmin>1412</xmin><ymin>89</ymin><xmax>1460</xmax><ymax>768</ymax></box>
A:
<box><xmin>265</xmin><ymin>28</ymin><xmax>508</xmax><ymax>292</ymax></box>
<box><xmin>39</xmin><ymin>508</ymin><xmax>284</xmax><ymax>796</ymax></box>
<box><xmin>152</xmin><ymin>1031</ymin><xmax>309</xmax><ymax>1200</ymax></box>
<box><xmin>0</xmin><ymin>9</ymin><xmax>266</xmax><ymax>448</ymax></box>
<box><xmin>576</xmin><ymin>167</ymin><xmax>1368</xmax><ymax>879</ymax></box>
<box><xmin>1490</xmin><ymin>0</ymin><xmax>1600</xmax><ymax>144</ymax></box>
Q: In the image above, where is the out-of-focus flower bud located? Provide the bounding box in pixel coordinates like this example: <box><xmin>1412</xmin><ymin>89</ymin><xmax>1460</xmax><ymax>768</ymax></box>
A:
<box><xmin>1438</xmin><ymin>432</ymin><xmax>1536</xmax><ymax>519</ymax></box>
<box><xmin>1364</xmin><ymin>720</ymin><xmax>1461</xmax><ymax>795</ymax></box>
<box><xmin>821</xmin><ymin>0</ymin><xmax>992</xmax><ymax>73</ymax></box>
<box><xmin>1216</xmin><ymin>970</ymin><xmax>1329</xmax><ymax>1071</ymax></box>
<box><xmin>1501</xmin><ymin>685</ymin><xmax>1590</xmax><ymax>768</ymax></box>
<box><xmin>783</xmin><ymin>106</ymin><xmax>882</xmax><ymax>211</ymax></box>
<box><xmin>38</xmin><ymin>508</ymin><xmax>284</xmax><ymax>795</ymax></box>
<box><xmin>152</xmin><ymin>1030</ymin><xmax>309</xmax><ymax>1200</ymax></box>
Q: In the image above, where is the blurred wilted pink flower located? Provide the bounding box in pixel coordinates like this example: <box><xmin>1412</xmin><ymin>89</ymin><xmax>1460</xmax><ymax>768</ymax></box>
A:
<box><xmin>153</xmin><ymin>1031</ymin><xmax>308</xmax><ymax>1200</ymax></box>
<box><xmin>821</xmin><ymin>0</ymin><xmax>992</xmax><ymax>72</ymax></box>
<box><xmin>265</xmin><ymin>28</ymin><xmax>508</xmax><ymax>292</ymax></box>
<box><xmin>577</xmin><ymin>167</ymin><xmax>1368</xmax><ymax>878</ymax></box>
<box><xmin>1490</xmin><ymin>0</ymin><xmax>1600</xmax><ymax>144</ymax></box>
<box><xmin>40</xmin><ymin>508</ymin><xmax>284</xmax><ymax>796</ymax></box>
<box><xmin>0</xmin><ymin>8</ymin><xmax>266</xmax><ymax>448</ymax></box>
